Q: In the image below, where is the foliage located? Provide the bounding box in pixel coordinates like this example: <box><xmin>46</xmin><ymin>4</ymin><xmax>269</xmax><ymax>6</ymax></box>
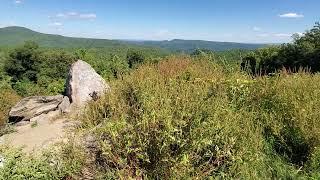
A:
<box><xmin>0</xmin><ymin>140</ymin><xmax>86</xmax><ymax>180</ymax></box>
<box><xmin>4</xmin><ymin>41</ymin><xmax>41</xmax><ymax>82</ymax></box>
<box><xmin>0</xmin><ymin>86</ymin><xmax>21</xmax><ymax>127</ymax></box>
<box><xmin>243</xmin><ymin>22</ymin><xmax>320</xmax><ymax>74</ymax></box>
<box><xmin>0</xmin><ymin>54</ymin><xmax>320</xmax><ymax>179</ymax></box>
<box><xmin>73</xmin><ymin>57</ymin><xmax>320</xmax><ymax>179</ymax></box>
<box><xmin>127</xmin><ymin>49</ymin><xmax>146</xmax><ymax>68</ymax></box>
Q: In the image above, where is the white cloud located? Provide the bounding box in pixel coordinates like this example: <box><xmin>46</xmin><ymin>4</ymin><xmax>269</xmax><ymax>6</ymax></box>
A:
<box><xmin>55</xmin><ymin>12</ymin><xmax>97</xmax><ymax>20</ymax></box>
<box><xmin>279</xmin><ymin>13</ymin><xmax>304</xmax><ymax>18</ymax></box>
<box><xmin>79</xmin><ymin>13</ymin><xmax>97</xmax><ymax>19</ymax></box>
<box><xmin>253</xmin><ymin>26</ymin><xmax>262</xmax><ymax>31</ymax></box>
<box><xmin>56</xmin><ymin>13</ymin><xmax>66</xmax><ymax>18</ymax></box>
<box><xmin>49</xmin><ymin>22</ymin><xmax>63</xmax><ymax>26</ymax></box>
<box><xmin>274</xmin><ymin>33</ymin><xmax>292</xmax><ymax>37</ymax></box>
<box><xmin>257</xmin><ymin>33</ymin><xmax>269</xmax><ymax>37</ymax></box>
<box><xmin>14</xmin><ymin>0</ymin><xmax>22</xmax><ymax>4</ymax></box>
<box><xmin>0</xmin><ymin>21</ymin><xmax>17</xmax><ymax>28</ymax></box>
<box><xmin>257</xmin><ymin>32</ymin><xmax>301</xmax><ymax>39</ymax></box>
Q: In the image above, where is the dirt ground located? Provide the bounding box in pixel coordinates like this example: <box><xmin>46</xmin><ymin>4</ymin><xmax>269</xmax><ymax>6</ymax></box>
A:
<box><xmin>1</xmin><ymin>118</ymin><xmax>69</xmax><ymax>153</ymax></box>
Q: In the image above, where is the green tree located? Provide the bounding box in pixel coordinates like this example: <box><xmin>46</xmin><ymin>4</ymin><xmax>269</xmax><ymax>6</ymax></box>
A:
<box><xmin>244</xmin><ymin>22</ymin><xmax>320</xmax><ymax>74</ymax></box>
<box><xmin>4</xmin><ymin>41</ymin><xmax>41</xmax><ymax>82</ymax></box>
<box><xmin>39</xmin><ymin>50</ymin><xmax>75</xmax><ymax>80</ymax></box>
<box><xmin>127</xmin><ymin>49</ymin><xmax>146</xmax><ymax>68</ymax></box>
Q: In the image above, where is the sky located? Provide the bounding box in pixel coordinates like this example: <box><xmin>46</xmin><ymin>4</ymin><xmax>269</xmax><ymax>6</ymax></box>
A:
<box><xmin>0</xmin><ymin>0</ymin><xmax>319</xmax><ymax>43</ymax></box>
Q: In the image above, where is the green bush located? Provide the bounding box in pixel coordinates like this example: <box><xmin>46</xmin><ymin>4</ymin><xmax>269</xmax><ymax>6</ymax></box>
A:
<box><xmin>0</xmin><ymin>140</ymin><xmax>86</xmax><ymax>180</ymax></box>
<box><xmin>4</xmin><ymin>41</ymin><xmax>41</xmax><ymax>82</ymax></box>
<box><xmin>127</xmin><ymin>49</ymin><xmax>146</xmax><ymax>68</ymax></box>
<box><xmin>0</xmin><ymin>86</ymin><xmax>21</xmax><ymax>127</ymax></box>
<box><xmin>244</xmin><ymin>22</ymin><xmax>320</xmax><ymax>74</ymax></box>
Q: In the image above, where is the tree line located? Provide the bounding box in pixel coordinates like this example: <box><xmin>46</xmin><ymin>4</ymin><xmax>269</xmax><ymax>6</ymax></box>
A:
<box><xmin>242</xmin><ymin>22</ymin><xmax>320</xmax><ymax>75</ymax></box>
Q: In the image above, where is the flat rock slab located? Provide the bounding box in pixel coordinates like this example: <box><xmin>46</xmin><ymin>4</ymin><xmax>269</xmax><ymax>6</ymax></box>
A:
<box><xmin>9</xmin><ymin>95</ymin><xmax>64</xmax><ymax>123</ymax></box>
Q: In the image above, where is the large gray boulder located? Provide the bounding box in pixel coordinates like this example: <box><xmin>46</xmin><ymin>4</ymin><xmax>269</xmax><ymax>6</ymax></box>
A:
<box><xmin>9</xmin><ymin>95</ymin><xmax>69</xmax><ymax>124</ymax></box>
<box><xmin>65</xmin><ymin>60</ymin><xmax>110</xmax><ymax>108</ymax></box>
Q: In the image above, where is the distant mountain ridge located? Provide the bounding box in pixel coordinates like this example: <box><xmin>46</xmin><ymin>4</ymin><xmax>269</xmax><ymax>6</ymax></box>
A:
<box><xmin>121</xmin><ymin>39</ymin><xmax>266</xmax><ymax>52</ymax></box>
<box><xmin>0</xmin><ymin>26</ymin><xmax>267</xmax><ymax>51</ymax></box>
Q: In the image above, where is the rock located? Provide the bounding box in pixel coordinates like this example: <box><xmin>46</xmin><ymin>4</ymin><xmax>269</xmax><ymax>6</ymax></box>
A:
<box><xmin>15</xmin><ymin>121</ymin><xmax>30</xmax><ymax>127</ymax></box>
<box><xmin>62</xmin><ymin>120</ymin><xmax>82</xmax><ymax>129</ymax></box>
<box><xmin>84</xmin><ymin>134</ymin><xmax>98</xmax><ymax>149</ymax></box>
<box><xmin>58</xmin><ymin>96</ymin><xmax>71</xmax><ymax>114</ymax></box>
<box><xmin>0</xmin><ymin>155</ymin><xmax>4</xmax><ymax>168</ymax></box>
<box><xmin>30</xmin><ymin>110</ymin><xmax>61</xmax><ymax>126</ymax></box>
<box><xmin>9</xmin><ymin>95</ymin><xmax>64</xmax><ymax>123</ymax></box>
<box><xmin>65</xmin><ymin>60</ymin><xmax>110</xmax><ymax>108</ymax></box>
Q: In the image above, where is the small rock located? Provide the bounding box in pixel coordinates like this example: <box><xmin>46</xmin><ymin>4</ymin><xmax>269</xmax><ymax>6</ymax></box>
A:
<box><xmin>58</xmin><ymin>96</ymin><xmax>71</xmax><ymax>114</ymax></box>
<box><xmin>0</xmin><ymin>155</ymin><xmax>5</xmax><ymax>168</ymax></box>
<box><xmin>84</xmin><ymin>134</ymin><xmax>98</xmax><ymax>150</ymax></box>
<box><xmin>30</xmin><ymin>110</ymin><xmax>61</xmax><ymax>126</ymax></box>
<box><xmin>63</xmin><ymin>120</ymin><xmax>82</xmax><ymax>129</ymax></box>
<box><xmin>15</xmin><ymin>120</ymin><xmax>30</xmax><ymax>127</ymax></box>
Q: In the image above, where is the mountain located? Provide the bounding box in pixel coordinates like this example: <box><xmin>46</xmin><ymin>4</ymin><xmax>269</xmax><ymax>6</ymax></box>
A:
<box><xmin>0</xmin><ymin>26</ymin><xmax>267</xmax><ymax>51</ymax></box>
<box><xmin>0</xmin><ymin>26</ymin><xmax>126</xmax><ymax>48</ymax></box>
<box><xmin>120</xmin><ymin>39</ymin><xmax>267</xmax><ymax>52</ymax></box>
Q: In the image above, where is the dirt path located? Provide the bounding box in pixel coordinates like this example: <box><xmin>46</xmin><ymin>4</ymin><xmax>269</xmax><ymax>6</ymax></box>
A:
<box><xmin>0</xmin><ymin>118</ymin><xmax>69</xmax><ymax>153</ymax></box>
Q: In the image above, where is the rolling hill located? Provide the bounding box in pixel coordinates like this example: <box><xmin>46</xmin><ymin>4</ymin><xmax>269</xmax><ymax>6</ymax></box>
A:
<box><xmin>0</xmin><ymin>26</ymin><xmax>266</xmax><ymax>51</ymax></box>
<box><xmin>121</xmin><ymin>39</ymin><xmax>267</xmax><ymax>52</ymax></box>
<box><xmin>0</xmin><ymin>26</ymin><xmax>126</xmax><ymax>49</ymax></box>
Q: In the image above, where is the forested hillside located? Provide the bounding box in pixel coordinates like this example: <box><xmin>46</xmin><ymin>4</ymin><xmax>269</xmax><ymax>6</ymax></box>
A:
<box><xmin>0</xmin><ymin>26</ymin><xmax>266</xmax><ymax>51</ymax></box>
<box><xmin>0</xmin><ymin>26</ymin><xmax>131</xmax><ymax>48</ymax></box>
<box><xmin>122</xmin><ymin>39</ymin><xmax>266</xmax><ymax>52</ymax></box>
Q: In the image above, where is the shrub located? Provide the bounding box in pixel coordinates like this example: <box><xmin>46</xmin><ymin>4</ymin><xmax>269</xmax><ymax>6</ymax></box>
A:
<box><xmin>0</xmin><ymin>141</ymin><xmax>86</xmax><ymax>180</ymax></box>
<box><xmin>127</xmin><ymin>49</ymin><xmax>146</xmax><ymax>68</ymax></box>
<box><xmin>0</xmin><ymin>87</ymin><xmax>21</xmax><ymax>127</ymax></box>
<box><xmin>4</xmin><ymin>41</ymin><xmax>41</xmax><ymax>82</ymax></box>
<box><xmin>244</xmin><ymin>22</ymin><xmax>320</xmax><ymax>74</ymax></box>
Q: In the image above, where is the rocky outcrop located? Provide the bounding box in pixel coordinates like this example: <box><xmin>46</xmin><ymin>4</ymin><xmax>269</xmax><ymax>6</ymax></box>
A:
<box><xmin>9</xmin><ymin>95</ymin><xmax>70</xmax><ymax>125</ymax></box>
<box><xmin>65</xmin><ymin>60</ymin><xmax>110</xmax><ymax>108</ymax></box>
<box><xmin>8</xmin><ymin>60</ymin><xmax>109</xmax><ymax>126</ymax></box>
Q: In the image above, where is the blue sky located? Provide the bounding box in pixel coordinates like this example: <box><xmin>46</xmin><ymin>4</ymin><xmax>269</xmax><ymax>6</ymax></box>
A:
<box><xmin>0</xmin><ymin>0</ymin><xmax>319</xmax><ymax>43</ymax></box>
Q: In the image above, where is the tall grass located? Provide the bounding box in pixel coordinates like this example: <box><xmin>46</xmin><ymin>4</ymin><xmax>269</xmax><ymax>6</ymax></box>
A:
<box><xmin>1</xmin><ymin>56</ymin><xmax>320</xmax><ymax>179</ymax></box>
<box><xmin>78</xmin><ymin>56</ymin><xmax>320</xmax><ymax>179</ymax></box>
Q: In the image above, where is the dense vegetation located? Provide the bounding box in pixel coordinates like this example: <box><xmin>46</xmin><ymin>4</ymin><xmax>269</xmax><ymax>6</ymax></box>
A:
<box><xmin>0</xmin><ymin>22</ymin><xmax>320</xmax><ymax>179</ymax></box>
<box><xmin>242</xmin><ymin>22</ymin><xmax>320</xmax><ymax>74</ymax></box>
<box><xmin>1</xmin><ymin>57</ymin><xmax>320</xmax><ymax>179</ymax></box>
